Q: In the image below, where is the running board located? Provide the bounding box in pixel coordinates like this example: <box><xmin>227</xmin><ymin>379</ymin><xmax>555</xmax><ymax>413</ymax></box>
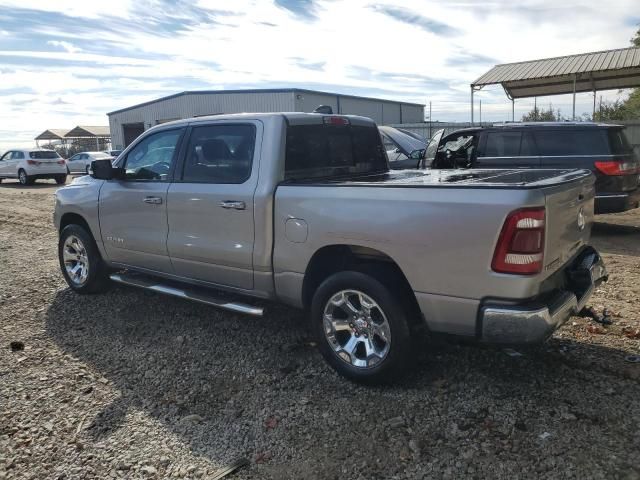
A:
<box><xmin>109</xmin><ymin>273</ymin><xmax>264</xmax><ymax>317</ymax></box>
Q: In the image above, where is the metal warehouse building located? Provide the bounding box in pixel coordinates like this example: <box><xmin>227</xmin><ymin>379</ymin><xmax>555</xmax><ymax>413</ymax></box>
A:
<box><xmin>107</xmin><ymin>88</ymin><xmax>425</xmax><ymax>148</ymax></box>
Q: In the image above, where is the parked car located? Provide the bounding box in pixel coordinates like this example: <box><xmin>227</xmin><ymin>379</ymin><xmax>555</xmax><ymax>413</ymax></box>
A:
<box><xmin>54</xmin><ymin>113</ymin><xmax>606</xmax><ymax>383</ymax></box>
<box><xmin>427</xmin><ymin>122</ymin><xmax>640</xmax><ymax>214</ymax></box>
<box><xmin>378</xmin><ymin>126</ymin><xmax>427</xmax><ymax>169</ymax></box>
<box><xmin>0</xmin><ymin>148</ymin><xmax>67</xmax><ymax>185</ymax></box>
<box><xmin>66</xmin><ymin>152</ymin><xmax>114</xmax><ymax>175</ymax></box>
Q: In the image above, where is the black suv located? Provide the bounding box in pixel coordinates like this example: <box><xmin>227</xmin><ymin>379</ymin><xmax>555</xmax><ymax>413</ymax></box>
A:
<box><xmin>427</xmin><ymin>122</ymin><xmax>640</xmax><ymax>214</ymax></box>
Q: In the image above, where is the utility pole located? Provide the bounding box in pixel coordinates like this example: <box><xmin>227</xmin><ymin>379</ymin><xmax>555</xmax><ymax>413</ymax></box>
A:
<box><xmin>534</xmin><ymin>97</ymin><xmax>537</xmax><ymax>121</ymax></box>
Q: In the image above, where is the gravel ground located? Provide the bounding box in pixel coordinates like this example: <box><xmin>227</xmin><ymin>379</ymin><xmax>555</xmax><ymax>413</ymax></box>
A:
<box><xmin>1</xmin><ymin>179</ymin><xmax>640</xmax><ymax>480</ymax></box>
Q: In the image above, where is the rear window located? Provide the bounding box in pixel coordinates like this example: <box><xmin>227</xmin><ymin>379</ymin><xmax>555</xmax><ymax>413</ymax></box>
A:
<box><xmin>534</xmin><ymin>129</ymin><xmax>609</xmax><ymax>156</ymax></box>
<box><xmin>285</xmin><ymin>124</ymin><xmax>387</xmax><ymax>180</ymax></box>
<box><xmin>30</xmin><ymin>151</ymin><xmax>60</xmax><ymax>159</ymax></box>
<box><xmin>607</xmin><ymin>128</ymin><xmax>633</xmax><ymax>155</ymax></box>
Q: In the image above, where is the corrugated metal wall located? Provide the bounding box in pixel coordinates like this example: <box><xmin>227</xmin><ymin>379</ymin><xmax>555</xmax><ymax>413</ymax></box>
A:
<box><xmin>109</xmin><ymin>92</ymin><xmax>296</xmax><ymax>148</ymax></box>
<box><xmin>109</xmin><ymin>90</ymin><xmax>425</xmax><ymax>148</ymax></box>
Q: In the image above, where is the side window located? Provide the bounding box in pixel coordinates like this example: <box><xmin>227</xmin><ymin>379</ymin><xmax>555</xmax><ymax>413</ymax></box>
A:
<box><xmin>182</xmin><ymin>124</ymin><xmax>256</xmax><ymax>184</ymax></box>
<box><xmin>123</xmin><ymin>129</ymin><xmax>183</xmax><ymax>182</ymax></box>
<box><xmin>535</xmin><ymin>130</ymin><xmax>609</xmax><ymax>156</ymax></box>
<box><xmin>484</xmin><ymin>132</ymin><xmax>522</xmax><ymax>157</ymax></box>
<box><xmin>12</xmin><ymin>151</ymin><xmax>25</xmax><ymax>160</ymax></box>
<box><xmin>0</xmin><ymin>151</ymin><xmax>12</xmax><ymax>161</ymax></box>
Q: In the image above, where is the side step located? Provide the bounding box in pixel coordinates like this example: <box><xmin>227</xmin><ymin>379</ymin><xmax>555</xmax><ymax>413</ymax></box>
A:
<box><xmin>109</xmin><ymin>273</ymin><xmax>264</xmax><ymax>317</ymax></box>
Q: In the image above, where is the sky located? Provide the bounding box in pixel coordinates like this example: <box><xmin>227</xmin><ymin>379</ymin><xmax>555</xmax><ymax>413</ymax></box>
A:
<box><xmin>0</xmin><ymin>0</ymin><xmax>639</xmax><ymax>152</ymax></box>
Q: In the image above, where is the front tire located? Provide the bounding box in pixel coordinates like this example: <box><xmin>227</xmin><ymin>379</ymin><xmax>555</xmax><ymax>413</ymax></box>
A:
<box><xmin>85</xmin><ymin>165</ymin><xmax>90</xmax><ymax>175</ymax></box>
<box><xmin>311</xmin><ymin>271</ymin><xmax>412</xmax><ymax>384</ymax></box>
<box><xmin>55</xmin><ymin>175</ymin><xmax>67</xmax><ymax>185</ymax></box>
<box><xmin>58</xmin><ymin>224</ymin><xmax>110</xmax><ymax>293</ymax></box>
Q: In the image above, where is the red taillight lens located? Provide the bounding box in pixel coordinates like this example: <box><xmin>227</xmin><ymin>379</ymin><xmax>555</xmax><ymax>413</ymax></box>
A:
<box><xmin>323</xmin><ymin>116</ymin><xmax>350</xmax><ymax>126</ymax></box>
<box><xmin>594</xmin><ymin>160</ymin><xmax>639</xmax><ymax>176</ymax></box>
<box><xmin>26</xmin><ymin>159</ymin><xmax>37</xmax><ymax>165</ymax></box>
<box><xmin>57</xmin><ymin>160</ymin><xmax>65</xmax><ymax>165</ymax></box>
<box><xmin>492</xmin><ymin>208</ymin><xmax>545</xmax><ymax>275</ymax></box>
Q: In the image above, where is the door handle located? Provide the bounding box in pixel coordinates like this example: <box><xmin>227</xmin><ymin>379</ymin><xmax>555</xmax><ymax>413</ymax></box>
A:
<box><xmin>143</xmin><ymin>196</ymin><xmax>163</xmax><ymax>205</ymax></box>
<box><xmin>219</xmin><ymin>200</ymin><xmax>246</xmax><ymax>210</ymax></box>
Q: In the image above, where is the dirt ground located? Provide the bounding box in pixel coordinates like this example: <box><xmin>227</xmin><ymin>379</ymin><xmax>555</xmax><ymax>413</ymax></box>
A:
<box><xmin>1</xmin><ymin>178</ymin><xmax>639</xmax><ymax>480</ymax></box>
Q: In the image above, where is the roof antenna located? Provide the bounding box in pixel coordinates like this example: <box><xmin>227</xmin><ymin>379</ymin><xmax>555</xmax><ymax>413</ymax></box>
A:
<box><xmin>313</xmin><ymin>105</ymin><xmax>333</xmax><ymax>114</ymax></box>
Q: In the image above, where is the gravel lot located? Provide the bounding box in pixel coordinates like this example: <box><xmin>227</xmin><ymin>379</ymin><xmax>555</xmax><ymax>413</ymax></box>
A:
<box><xmin>1</xmin><ymin>179</ymin><xmax>640</xmax><ymax>480</ymax></box>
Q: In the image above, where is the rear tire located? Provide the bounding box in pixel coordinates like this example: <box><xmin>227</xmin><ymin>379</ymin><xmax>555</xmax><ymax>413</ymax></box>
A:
<box><xmin>59</xmin><ymin>224</ymin><xmax>110</xmax><ymax>294</ymax></box>
<box><xmin>18</xmin><ymin>169</ymin><xmax>33</xmax><ymax>186</ymax></box>
<box><xmin>55</xmin><ymin>175</ymin><xmax>67</xmax><ymax>185</ymax></box>
<box><xmin>311</xmin><ymin>271</ymin><xmax>412</xmax><ymax>384</ymax></box>
<box><xmin>85</xmin><ymin>165</ymin><xmax>90</xmax><ymax>175</ymax></box>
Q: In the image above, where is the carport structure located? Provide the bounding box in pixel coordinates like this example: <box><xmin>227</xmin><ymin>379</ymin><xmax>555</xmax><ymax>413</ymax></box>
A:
<box><xmin>471</xmin><ymin>46</ymin><xmax>640</xmax><ymax>123</ymax></box>
<box><xmin>64</xmin><ymin>126</ymin><xmax>111</xmax><ymax>151</ymax></box>
<box><xmin>34</xmin><ymin>129</ymin><xmax>69</xmax><ymax>148</ymax></box>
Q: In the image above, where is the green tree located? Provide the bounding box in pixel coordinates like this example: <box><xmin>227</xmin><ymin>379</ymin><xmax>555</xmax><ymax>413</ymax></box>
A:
<box><xmin>594</xmin><ymin>25</ymin><xmax>640</xmax><ymax>121</ymax></box>
<box><xmin>521</xmin><ymin>104</ymin><xmax>563</xmax><ymax>121</ymax></box>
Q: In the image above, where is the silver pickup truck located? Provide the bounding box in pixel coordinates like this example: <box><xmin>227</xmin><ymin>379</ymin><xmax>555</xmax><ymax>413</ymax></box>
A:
<box><xmin>54</xmin><ymin>113</ymin><xmax>607</xmax><ymax>383</ymax></box>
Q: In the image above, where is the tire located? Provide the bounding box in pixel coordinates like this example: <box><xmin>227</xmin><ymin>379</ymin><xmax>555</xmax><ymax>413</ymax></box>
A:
<box><xmin>311</xmin><ymin>271</ymin><xmax>412</xmax><ymax>384</ymax></box>
<box><xmin>55</xmin><ymin>175</ymin><xmax>67</xmax><ymax>185</ymax></box>
<box><xmin>18</xmin><ymin>169</ymin><xmax>33</xmax><ymax>186</ymax></box>
<box><xmin>58</xmin><ymin>224</ymin><xmax>110</xmax><ymax>294</ymax></box>
<box><xmin>85</xmin><ymin>165</ymin><xmax>90</xmax><ymax>175</ymax></box>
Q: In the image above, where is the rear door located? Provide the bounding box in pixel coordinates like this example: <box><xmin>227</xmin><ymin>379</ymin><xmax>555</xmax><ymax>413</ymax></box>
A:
<box><xmin>537</xmin><ymin>128</ymin><xmax>607</xmax><ymax>171</ymax></box>
<box><xmin>166</xmin><ymin>121</ymin><xmax>261</xmax><ymax>290</ymax></box>
<box><xmin>98</xmin><ymin>127</ymin><xmax>185</xmax><ymax>273</ymax></box>
<box><xmin>476</xmin><ymin>130</ymin><xmax>540</xmax><ymax>168</ymax></box>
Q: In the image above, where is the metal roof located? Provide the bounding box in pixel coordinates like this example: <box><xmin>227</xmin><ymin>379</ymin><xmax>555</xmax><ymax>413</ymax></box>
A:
<box><xmin>34</xmin><ymin>129</ymin><xmax>70</xmax><ymax>140</ymax></box>
<box><xmin>472</xmin><ymin>47</ymin><xmax>640</xmax><ymax>98</ymax></box>
<box><xmin>64</xmin><ymin>126</ymin><xmax>111</xmax><ymax>138</ymax></box>
<box><xmin>107</xmin><ymin>88</ymin><xmax>425</xmax><ymax>116</ymax></box>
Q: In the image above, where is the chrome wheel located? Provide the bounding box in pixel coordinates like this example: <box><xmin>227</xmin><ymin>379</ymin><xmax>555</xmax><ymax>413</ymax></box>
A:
<box><xmin>323</xmin><ymin>289</ymin><xmax>391</xmax><ymax>369</ymax></box>
<box><xmin>62</xmin><ymin>235</ymin><xmax>89</xmax><ymax>285</ymax></box>
<box><xmin>18</xmin><ymin>170</ymin><xmax>27</xmax><ymax>185</ymax></box>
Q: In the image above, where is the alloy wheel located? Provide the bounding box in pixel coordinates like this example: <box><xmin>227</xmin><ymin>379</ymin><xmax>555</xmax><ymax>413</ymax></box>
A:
<box><xmin>62</xmin><ymin>235</ymin><xmax>90</xmax><ymax>285</ymax></box>
<box><xmin>323</xmin><ymin>289</ymin><xmax>391</xmax><ymax>369</ymax></box>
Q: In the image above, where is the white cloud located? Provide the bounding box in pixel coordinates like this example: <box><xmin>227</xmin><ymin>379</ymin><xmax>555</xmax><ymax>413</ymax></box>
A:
<box><xmin>0</xmin><ymin>0</ymin><xmax>638</xmax><ymax>152</ymax></box>
<box><xmin>46</xmin><ymin>40</ymin><xmax>82</xmax><ymax>53</ymax></box>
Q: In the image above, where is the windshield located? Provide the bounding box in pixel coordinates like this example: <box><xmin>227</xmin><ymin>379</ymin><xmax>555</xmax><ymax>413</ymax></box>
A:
<box><xmin>30</xmin><ymin>151</ymin><xmax>60</xmax><ymax>159</ymax></box>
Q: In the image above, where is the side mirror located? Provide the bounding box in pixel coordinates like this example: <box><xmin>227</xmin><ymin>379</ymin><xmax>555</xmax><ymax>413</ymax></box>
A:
<box><xmin>91</xmin><ymin>159</ymin><xmax>123</xmax><ymax>180</ymax></box>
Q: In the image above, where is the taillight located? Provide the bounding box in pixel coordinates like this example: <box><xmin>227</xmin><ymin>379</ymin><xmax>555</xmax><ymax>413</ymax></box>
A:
<box><xmin>594</xmin><ymin>160</ymin><xmax>639</xmax><ymax>176</ymax></box>
<box><xmin>26</xmin><ymin>160</ymin><xmax>37</xmax><ymax>165</ymax></box>
<box><xmin>323</xmin><ymin>116</ymin><xmax>350</xmax><ymax>126</ymax></box>
<box><xmin>492</xmin><ymin>207</ymin><xmax>545</xmax><ymax>275</ymax></box>
<box><xmin>57</xmin><ymin>160</ymin><xmax>66</xmax><ymax>165</ymax></box>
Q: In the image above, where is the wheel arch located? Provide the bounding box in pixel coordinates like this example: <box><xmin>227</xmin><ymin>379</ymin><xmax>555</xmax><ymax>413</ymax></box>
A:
<box><xmin>301</xmin><ymin>244</ymin><xmax>421</xmax><ymax>326</ymax></box>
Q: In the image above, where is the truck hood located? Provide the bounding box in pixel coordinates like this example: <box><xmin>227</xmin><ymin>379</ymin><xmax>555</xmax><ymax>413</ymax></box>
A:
<box><xmin>378</xmin><ymin>126</ymin><xmax>427</xmax><ymax>157</ymax></box>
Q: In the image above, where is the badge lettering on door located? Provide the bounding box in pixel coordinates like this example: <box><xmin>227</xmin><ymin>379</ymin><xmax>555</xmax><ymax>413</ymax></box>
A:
<box><xmin>106</xmin><ymin>236</ymin><xmax>124</xmax><ymax>244</ymax></box>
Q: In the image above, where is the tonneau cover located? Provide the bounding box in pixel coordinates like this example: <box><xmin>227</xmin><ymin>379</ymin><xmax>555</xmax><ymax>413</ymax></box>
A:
<box><xmin>289</xmin><ymin>168</ymin><xmax>594</xmax><ymax>189</ymax></box>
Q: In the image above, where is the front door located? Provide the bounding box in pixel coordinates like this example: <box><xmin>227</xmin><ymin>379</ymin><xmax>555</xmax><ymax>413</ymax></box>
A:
<box><xmin>98</xmin><ymin>127</ymin><xmax>185</xmax><ymax>274</ymax></box>
<box><xmin>167</xmin><ymin>122</ymin><xmax>260</xmax><ymax>290</ymax></box>
<box><xmin>0</xmin><ymin>151</ymin><xmax>12</xmax><ymax>176</ymax></box>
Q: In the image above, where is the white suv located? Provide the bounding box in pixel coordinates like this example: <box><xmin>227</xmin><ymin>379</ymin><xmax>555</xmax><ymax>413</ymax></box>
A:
<box><xmin>0</xmin><ymin>148</ymin><xmax>68</xmax><ymax>185</ymax></box>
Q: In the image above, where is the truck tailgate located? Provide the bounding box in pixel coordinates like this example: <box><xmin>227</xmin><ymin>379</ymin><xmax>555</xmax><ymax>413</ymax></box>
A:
<box><xmin>541</xmin><ymin>172</ymin><xmax>595</xmax><ymax>277</ymax></box>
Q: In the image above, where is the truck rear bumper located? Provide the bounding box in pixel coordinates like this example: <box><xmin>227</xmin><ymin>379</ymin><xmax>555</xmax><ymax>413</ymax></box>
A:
<box><xmin>479</xmin><ymin>247</ymin><xmax>607</xmax><ymax>344</ymax></box>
